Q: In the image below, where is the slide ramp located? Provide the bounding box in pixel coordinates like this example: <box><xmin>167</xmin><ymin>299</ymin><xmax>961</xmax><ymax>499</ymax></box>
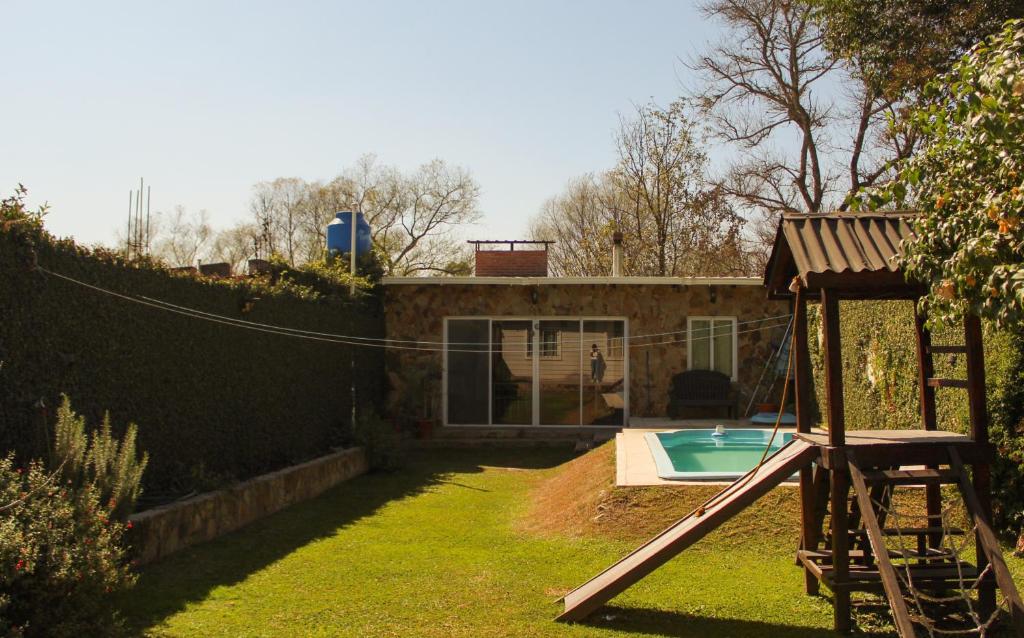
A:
<box><xmin>557</xmin><ymin>438</ymin><xmax>817</xmax><ymax>622</ymax></box>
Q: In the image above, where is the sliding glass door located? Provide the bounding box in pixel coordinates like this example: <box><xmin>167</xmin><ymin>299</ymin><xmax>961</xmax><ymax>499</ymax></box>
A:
<box><xmin>491</xmin><ymin>320</ymin><xmax>533</xmax><ymax>425</ymax></box>
<box><xmin>446</xmin><ymin>319</ymin><xmax>489</xmax><ymax>424</ymax></box>
<box><xmin>581</xmin><ymin>320</ymin><xmax>626</xmax><ymax>426</ymax></box>
<box><xmin>445</xmin><ymin>317</ymin><xmax>627</xmax><ymax>426</ymax></box>
<box><xmin>538</xmin><ymin>320</ymin><xmax>581</xmax><ymax>425</ymax></box>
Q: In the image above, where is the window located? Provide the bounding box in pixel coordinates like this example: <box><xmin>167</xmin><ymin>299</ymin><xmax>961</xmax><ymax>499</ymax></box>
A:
<box><xmin>526</xmin><ymin>327</ymin><xmax>561</xmax><ymax>359</ymax></box>
<box><xmin>607</xmin><ymin>322</ymin><xmax>624</xmax><ymax>360</ymax></box>
<box><xmin>687</xmin><ymin>317</ymin><xmax>737</xmax><ymax>380</ymax></box>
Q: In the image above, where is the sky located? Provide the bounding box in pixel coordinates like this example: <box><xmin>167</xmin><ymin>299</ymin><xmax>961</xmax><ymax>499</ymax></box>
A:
<box><xmin>1</xmin><ymin>0</ymin><xmax>723</xmax><ymax>247</ymax></box>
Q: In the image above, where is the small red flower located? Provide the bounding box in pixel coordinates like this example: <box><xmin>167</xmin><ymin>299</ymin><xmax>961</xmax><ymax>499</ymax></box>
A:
<box><xmin>15</xmin><ymin>559</ymin><xmax>24</xmax><ymax>571</ymax></box>
<box><xmin>126</xmin><ymin>521</ymin><xmax>133</xmax><ymax>529</ymax></box>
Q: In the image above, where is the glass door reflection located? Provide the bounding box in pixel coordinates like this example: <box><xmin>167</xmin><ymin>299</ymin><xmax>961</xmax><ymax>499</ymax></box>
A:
<box><xmin>491</xmin><ymin>320</ymin><xmax>533</xmax><ymax>425</ymax></box>
<box><xmin>581</xmin><ymin>320</ymin><xmax>625</xmax><ymax>426</ymax></box>
<box><xmin>538</xmin><ymin>320</ymin><xmax>581</xmax><ymax>425</ymax></box>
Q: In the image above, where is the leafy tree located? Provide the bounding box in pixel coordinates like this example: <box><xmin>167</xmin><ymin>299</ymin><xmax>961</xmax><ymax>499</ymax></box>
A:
<box><xmin>815</xmin><ymin>0</ymin><xmax>1022</xmax><ymax>97</ymax></box>
<box><xmin>855</xmin><ymin>20</ymin><xmax>1024</xmax><ymax>328</ymax></box>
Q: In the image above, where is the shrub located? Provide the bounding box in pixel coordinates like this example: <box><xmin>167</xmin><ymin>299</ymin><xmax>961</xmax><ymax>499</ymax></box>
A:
<box><xmin>352</xmin><ymin>411</ymin><xmax>405</xmax><ymax>471</ymax></box>
<box><xmin>0</xmin><ymin>399</ymin><xmax>147</xmax><ymax>637</ymax></box>
<box><xmin>52</xmin><ymin>394</ymin><xmax>148</xmax><ymax>521</ymax></box>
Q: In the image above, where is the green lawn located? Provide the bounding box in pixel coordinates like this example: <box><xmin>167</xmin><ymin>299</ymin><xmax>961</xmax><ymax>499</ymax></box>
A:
<box><xmin>118</xmin><ymin>448</ymin><xmax>1023</xmax><ymax>637</ymax></box>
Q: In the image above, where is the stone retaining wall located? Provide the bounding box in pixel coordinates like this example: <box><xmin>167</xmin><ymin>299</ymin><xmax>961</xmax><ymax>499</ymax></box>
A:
<box><xmin>128</xmin><ymin>447</ymin><xmax>368</xmax><ymax>565</ymax></box>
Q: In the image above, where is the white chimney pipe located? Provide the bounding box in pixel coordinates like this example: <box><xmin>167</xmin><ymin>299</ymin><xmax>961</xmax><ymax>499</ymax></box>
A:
<box><xmin>612</xmin><ymin>231</ymin><xmax>623</xmax><ymax>277</ymax></box>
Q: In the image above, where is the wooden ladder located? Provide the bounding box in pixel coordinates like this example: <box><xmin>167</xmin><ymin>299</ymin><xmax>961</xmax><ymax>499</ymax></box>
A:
<box><xmin>847</xmin><ymin>447</ymin><xmax>1024</xmax><ymax>638</ymax></box>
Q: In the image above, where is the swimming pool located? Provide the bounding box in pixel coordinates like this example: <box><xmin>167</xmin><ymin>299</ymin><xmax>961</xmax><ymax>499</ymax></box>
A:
<box><xmin>645</xmin><ymin>428</ymin><xmax>794</xmax><ymax>480</ymax></box>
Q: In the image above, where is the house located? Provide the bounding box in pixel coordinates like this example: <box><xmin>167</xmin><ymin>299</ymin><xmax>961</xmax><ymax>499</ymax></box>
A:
<box><xmin>382</xmin><ymin>241</ymin><xmax>790</xmax><ymax>429</ymax></box>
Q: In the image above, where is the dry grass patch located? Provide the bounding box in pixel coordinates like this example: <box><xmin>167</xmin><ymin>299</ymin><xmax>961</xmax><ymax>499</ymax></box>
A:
<box><xmin>518</xmin><ymin>441</ymin><xmax>803</xmax><ymax>550</ymax></box>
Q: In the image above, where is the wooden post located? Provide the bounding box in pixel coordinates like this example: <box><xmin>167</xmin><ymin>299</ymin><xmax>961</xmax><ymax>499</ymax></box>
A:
<box><xmin>914</xmin><ymin>310</ymin><xmax>938</xmax><ymax>432</ymax></box>
<box><xmin>820</xmin><ymin>289</ymin><xmax>845</xmax><ymax>445</ymax></box>
<box><xmin>794</xmin><ymin>290</ymin><xmax>812</xmax><ymax>434</ymax></box>
<box><xmin>914</xmin><ymin>309</ymin><xmax>942</xmax><ymax>549</ymax></box>
<box><xmin>793</xmin><ymin>290</ymin><xmax>817</xmax><ymax>593</ymax></box>
<box><xmin>831</xmin><ymin>459</ymin><xmax>851</xmax><ymax>633</ymax></box>
<box><xmin>964</xmin><ymin>314</ymin><xmax>996</xmax><ymax>617</ymax></box>
<box><xmin>820</xmin><ymin>289</ymin><xmax>849</xmax><ymax>631</ymax></box>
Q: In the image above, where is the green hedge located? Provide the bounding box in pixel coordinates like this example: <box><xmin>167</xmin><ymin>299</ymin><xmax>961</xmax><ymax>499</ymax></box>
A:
<box><xmin>0</xmin><ymin>225</ymin><xmax>385</xmax><ymax>505</ymax></box>
<box><xmin>808</xmin><ymin>300</ymin><xmax>1024</xmax><ymax>533</ymax></box>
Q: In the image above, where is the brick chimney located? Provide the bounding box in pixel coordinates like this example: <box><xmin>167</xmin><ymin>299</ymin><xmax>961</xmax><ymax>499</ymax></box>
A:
<box><xmin>470</xmin><ymin>240</ymin><xmax>552</xmax><ymax>277</ymax></box>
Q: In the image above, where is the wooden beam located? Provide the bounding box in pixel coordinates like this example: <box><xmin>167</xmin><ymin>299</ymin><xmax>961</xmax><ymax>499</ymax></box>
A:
<box><xmin>820</xmin><ymin>289</ymin><xmax>845</xmax><ymax>446</ymax></box>
<box><xmin>964</xmin><ymin>315</ymin><xmax>988</xmax><ymax>445</ymax></box>
<box><xmin>831</xmin><ymin>466</ymin><xmax>851</xmax><ymax>632</ymax></box>
<box><xmin>848</xmin><ymin>453</ymin><xmax>917</xmax><ymax>638</ymax></box>
<box><xmin>964</xmin><ymin>315</ymin><xmax>996</xmax><ymax>616</ymax></box>
<box><xmin>799</xmin><ymin>463</ymin><xmax>818</xmax><ymax>595</ymax></box>
<box><xmin>914</xmin><ymin>311</ymin><xmax>938</xmax><ymax>431</ymax></box>
<box><xmin>926</xmin><ymin>378</ymin><xmax>969</xmax><ymax>388</ymax></box>
<box><xmin>949</xmin><ymin>448</ymin><xmax>1024</xmax><ymax>636</ymax></box>
<box><xmin>794</xmin><ymin>291</ymin><xmax>812</xmax><ymax>434</ymax></box>
<box><xmin>914</xmin><ymin>304</ymin><xmax>948</xmax><ymax>558</ymax></box>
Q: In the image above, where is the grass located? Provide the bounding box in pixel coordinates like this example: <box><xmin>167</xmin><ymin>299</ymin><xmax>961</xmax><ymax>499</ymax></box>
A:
<box><xmin>119</xmin><ymin>447</ymin><xmax>1024</xmax><ymax>637</ymax></box>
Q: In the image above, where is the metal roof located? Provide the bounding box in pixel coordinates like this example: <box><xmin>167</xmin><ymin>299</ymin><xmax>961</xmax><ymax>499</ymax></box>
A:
<box><xmin>764</xmin><ymin>212</ymin><xmax>922</xmax><ymax>299</ymax></box>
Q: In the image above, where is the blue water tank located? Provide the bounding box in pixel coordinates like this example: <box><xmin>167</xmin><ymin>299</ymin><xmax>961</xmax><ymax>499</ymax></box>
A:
<box><xmin>326</xmin><ymin>211</ymin><xmax>372</xmax><ymax>257</ymax></box>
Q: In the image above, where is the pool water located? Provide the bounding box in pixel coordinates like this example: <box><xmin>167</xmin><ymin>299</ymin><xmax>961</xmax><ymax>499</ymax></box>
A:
<box><xmin>645</xmin><ymin>429</ymin><xmax>794</xmax><ymax>480</ymax></box>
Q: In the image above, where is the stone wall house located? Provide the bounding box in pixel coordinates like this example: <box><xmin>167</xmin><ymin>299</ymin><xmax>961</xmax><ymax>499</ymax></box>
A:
<box><xmin>382</xmin><ymin>250</ymin><xmax>790</xmax><ymax>429</ymax></box>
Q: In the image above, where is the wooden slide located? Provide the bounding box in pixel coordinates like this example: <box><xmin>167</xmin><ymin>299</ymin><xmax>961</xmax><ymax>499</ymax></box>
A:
<box><xmin>557</xmin><ymin>438</ymin><xmax>817</xmax><ymax>622</ymax></box>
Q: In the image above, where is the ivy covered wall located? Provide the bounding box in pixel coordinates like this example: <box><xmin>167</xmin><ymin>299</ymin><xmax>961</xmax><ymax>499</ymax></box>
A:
<box><xmin>0</xmin><ymin>225</ymin><xmax>385</xmax><ymax>506</ymax></box>
<box><xmin>808</xmin><ymin>300</ymin><xmax>1024</xmax><ymax>533</ymax></box>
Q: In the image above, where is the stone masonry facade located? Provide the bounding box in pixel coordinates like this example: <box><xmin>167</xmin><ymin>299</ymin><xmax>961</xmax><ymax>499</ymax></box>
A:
<box><xmin>383</xmin><ymin>280</ymin><xmax>790</xmax><ymax>424</ymax></box>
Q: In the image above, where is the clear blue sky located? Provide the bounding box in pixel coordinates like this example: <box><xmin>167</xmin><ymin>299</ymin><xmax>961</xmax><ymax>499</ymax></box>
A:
<box><xmin>2</xmin><ymin>0</ymin><xmax>721</xmax><ymax>246</ymax></box>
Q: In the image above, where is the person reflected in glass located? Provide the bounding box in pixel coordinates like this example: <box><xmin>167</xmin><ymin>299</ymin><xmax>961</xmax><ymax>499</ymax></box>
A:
<box><xmin>590</xmin><ymin>343</ymin><xmax>606</xmax><ymax>385</ymax></box>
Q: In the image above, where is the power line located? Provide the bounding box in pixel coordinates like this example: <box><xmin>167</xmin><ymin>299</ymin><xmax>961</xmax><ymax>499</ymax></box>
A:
<box><xmin>139</xmin><ymin>293</ymin><xmax>790</xmax><ymax>346</ymax></box>
<box><xmin>37</xmin><ymin>266</ymin><xmax>790</xmax><ymax>354</ymax></box>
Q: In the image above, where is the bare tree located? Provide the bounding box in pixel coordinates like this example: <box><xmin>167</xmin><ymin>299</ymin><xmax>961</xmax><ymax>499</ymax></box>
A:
<box><xmin>247</xmin><ymin>155</ymin><xmax>480</xmax><ymax>275</ymax></box>
<box><xmin>247</xmin><ymin>178</ymin><xmax>306</xmax><ymax>266</ymax></box>
<box><xmin>530</xmin><ymin>175</ymin><xmax>616</xmax><ymax>276</ymax></box>
<box><xmin>151</xmin><ymin>206</ymin><xmax>212</xmax><ymax>267</ymax></box>
<box><xmin>210</xmin><ymin>222</ymin><xmax>259</xmax><ymax>273</ymax></box>
<box><xmin>691</xmin><ymin>0</ymin><xmax>916</xmax><ymax>262</ymax></box>
<box><xmin>532</xmin><ymin>102</ymin><xmax>754</xmax><ymax>277</ymax></box>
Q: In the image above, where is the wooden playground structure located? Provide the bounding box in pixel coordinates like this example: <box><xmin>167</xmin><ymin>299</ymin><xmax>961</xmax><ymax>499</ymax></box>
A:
<box><xmin>558</xmin><ymin>213</ymin><xmax>1024</xmax><ymax>636</ymax></box>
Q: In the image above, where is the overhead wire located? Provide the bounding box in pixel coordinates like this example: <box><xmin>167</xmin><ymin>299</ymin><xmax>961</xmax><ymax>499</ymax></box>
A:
<box><xmin>36</xmin><ymin>266</ymin><xmax>791</xmax><ymax>354</ymax></box>
<box><xmin>137</xmin><ymin>293</ymin><xmax>791</xmax><ymax>346</ymax></box>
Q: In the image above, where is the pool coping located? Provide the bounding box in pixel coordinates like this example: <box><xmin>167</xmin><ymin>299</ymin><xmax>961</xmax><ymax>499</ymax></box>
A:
<box><xmin>615</xmin><ymin>427</ymin><xmax>799</xmax><ymax>487</ymax></box>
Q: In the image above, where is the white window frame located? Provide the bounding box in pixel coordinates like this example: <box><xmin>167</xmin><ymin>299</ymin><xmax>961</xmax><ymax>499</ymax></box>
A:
<box><xmin>442</xmin><ymin>316</ymin><xmax>629</xmax><ymax>428</ymax></box>
<box><xmin>686</xmin><ymin>316</ymin><xmax>738</xmax><ymax>381</ymax></box>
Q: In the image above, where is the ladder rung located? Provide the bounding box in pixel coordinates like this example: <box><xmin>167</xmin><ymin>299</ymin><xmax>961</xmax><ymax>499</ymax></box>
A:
<box><xmin>927</xmin><ymin>345</ymin><xmax>967</xmax><ymax>354</ymax></box>
<box><xmin>927</xmin><ymin>378</ymin><xmax>969</xmax><ymax>389</ymax></box>
<box><xmin>799</xmin><ymin>547</ymin><xmax>958</xmax><ymax>563</ymax></box>
<box><xmin>861</xmin><ymin>468</ymin><xmax>961</xmax><ymax>485</ymax></box>
<box><xmin>849</xmin><ymin>526</ymin><xmax>965</xmax><ymax>538</ymax></box>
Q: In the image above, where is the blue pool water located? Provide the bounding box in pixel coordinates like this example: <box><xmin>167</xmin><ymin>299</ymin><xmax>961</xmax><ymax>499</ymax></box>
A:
<box><xmin>645</xmin><ymin>429</ymin><xmax>794</xmax><ymax>480</ymax></box>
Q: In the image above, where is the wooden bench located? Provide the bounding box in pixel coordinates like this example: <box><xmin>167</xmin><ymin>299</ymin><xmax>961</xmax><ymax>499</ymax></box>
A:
<box><xmin>667</xmin><ymin>369</ymin><xmax>736</xmax><ymax>419</ymax></box>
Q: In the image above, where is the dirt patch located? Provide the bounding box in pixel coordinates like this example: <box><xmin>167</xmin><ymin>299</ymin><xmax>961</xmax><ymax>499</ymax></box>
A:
<box><xmin>517</xmin><ymin>441</ymin><xmax>803</xmax><ymax>550</ymax></box>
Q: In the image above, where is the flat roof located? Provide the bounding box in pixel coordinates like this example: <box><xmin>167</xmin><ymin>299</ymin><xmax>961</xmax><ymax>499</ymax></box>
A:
<box><xmin>382</xmin><ymin>276</ymin><xmax>764</xmax><ymax>286</ymax></box>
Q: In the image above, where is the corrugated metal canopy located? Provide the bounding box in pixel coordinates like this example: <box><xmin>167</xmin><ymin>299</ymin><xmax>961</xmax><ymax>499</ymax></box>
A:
<box><xmin>763</xmin><ymin>212</ymin><xmax>923</xmax><ymax>299</ymax></box>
